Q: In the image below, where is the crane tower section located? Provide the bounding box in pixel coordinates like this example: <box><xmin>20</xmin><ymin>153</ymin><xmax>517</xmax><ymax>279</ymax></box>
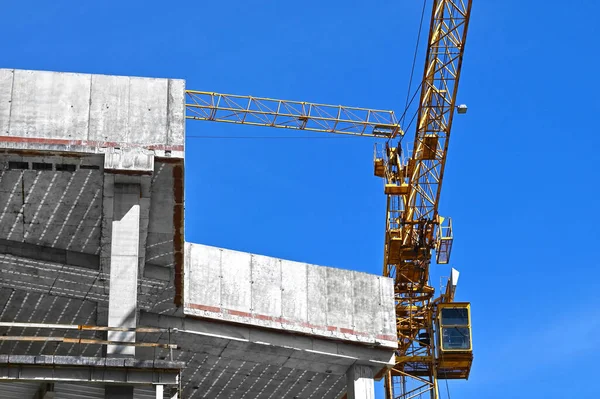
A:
<box><xmin>375</xmin><ymin>0</ymin><xmax>473</xmax><ymax>397</ymax></box>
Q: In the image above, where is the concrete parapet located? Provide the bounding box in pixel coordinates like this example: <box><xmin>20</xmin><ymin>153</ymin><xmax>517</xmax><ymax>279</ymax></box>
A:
<box><xmin>183</xmin><ymin>243</ymin><xmax>398</xmax><ymax>348</ymax></box>
<box><xmin>0</xmin><ymin>69</ymin><xmax>184</xmax><ymax>157</ymax></box>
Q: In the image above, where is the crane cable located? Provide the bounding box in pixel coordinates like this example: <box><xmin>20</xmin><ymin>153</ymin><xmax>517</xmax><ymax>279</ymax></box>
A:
<box><xmin>187</xmin><ymin>135</ymin><xmax>355</xmax><ymax>139</ymax></box>
<box><xmin>389</xmin><ymin>0</ymin><xmax>429</xmax><ymax>151</ymax></box>
<box><xmin>189</xmin><ymin>1</ymin><xmax>429</xmax><ymax>144</ymax></box>
<box><xmin>445</xmin><ymin>378</ymin><xmax>452</xmax><ymax>399</ymax></box>
<box><xmin>443</xmin><ymin>368</ymin><xmax>452</xmax><ymax>399</ymax></box>
<box><xmin>399</xmin><ymin>0</ymin><xmax>428</xmax><ymax>129</ymax></box>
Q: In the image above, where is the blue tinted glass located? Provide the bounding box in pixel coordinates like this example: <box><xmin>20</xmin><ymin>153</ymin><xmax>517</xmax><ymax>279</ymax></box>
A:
<box><xmin>442</xmin><ymin>327</ymin><xmax>471</xmax><ymax>350</ymax></box>
<box><xmin>441</xmin><ymin>308</ymin><xmax>469</xmax><ymax>326</ymax></box>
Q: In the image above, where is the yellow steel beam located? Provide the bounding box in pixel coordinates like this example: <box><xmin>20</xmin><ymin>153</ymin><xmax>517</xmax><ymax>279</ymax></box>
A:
<box><xmin>186</xmin><ymin>91</ymin><xmax>402</xmax><ymax>138</ymax></box>
<box><xmin>382</xmin><ymin>1</ymin><xmax>473</xmax><ymax>398</ymax></box>
<box><xmin>395</xmin><ymin>355</ymin><xmax>433</xmax><ymax>364</ymax></box>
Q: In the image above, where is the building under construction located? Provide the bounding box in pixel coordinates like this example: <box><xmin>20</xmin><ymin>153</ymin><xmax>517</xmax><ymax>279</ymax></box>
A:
<box><xmin>0</xmin><ymin>1</ymin><xmax>474</xmax><ymax>398</ymax></box>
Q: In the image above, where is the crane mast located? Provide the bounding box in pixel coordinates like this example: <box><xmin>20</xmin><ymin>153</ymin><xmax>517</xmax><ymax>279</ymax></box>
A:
<box><xmin>186</xmin><ymin>1</ymin><xmax>474</xmax><ymax>398</ymax></box>
<box><xmin>378</xmin><ymin>1</ymin><xmax>473</xmax><ymax>398</ymax></box>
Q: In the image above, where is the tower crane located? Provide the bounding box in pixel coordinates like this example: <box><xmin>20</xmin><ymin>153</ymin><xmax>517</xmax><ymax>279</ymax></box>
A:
<box><xmin>186</xmin><ymin>1</ymin><xmax>473</xmax><ymax>398</ymax></box>
<box><xmin>376</xmin><ymin>1</ymin><xmax>473</xmax><ymax>397</ymax></box>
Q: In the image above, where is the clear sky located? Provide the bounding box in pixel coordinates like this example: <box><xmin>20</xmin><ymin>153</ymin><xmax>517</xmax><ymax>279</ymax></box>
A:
<box><xmin>2</xmin><ymin>1</ymin><xmax>599</xmax><ymax>398</ymax></box>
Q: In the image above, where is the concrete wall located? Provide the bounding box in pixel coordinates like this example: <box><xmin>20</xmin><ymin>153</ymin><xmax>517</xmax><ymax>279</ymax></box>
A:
<box><xmin>0</xmin><ymin>69</ymin><xmax>184</xmax><ymax>156</ymax></box>
<box><xmin>184</xmin><ymin>243</ymin><xmax>397</xmax><ymax>348</ymax></box>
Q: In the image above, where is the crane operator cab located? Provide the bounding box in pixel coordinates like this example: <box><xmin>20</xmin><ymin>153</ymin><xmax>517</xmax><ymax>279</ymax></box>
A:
<box><xmin>436</xmin><ymin>303</ymin><xmax>473</xmax><ymax>379</ymax></box>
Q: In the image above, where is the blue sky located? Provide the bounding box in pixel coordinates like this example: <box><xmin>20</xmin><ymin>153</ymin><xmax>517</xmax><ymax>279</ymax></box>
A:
<box><xmin>2</xmin><ymin>1</ymin><xmax>600</xmax><ymax>398</ymax></box>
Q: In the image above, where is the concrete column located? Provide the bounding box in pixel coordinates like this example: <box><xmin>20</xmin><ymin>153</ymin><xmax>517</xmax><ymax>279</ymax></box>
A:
<box><xmin>107</xmin><ymin>183</ymin><xmax>141</xmax><ymax>356</ymax></box>
<box><xmin>155</xmin><ymin>384</ymin><xmax>163</xmax><ymax>399</ymax></box>
<box><xmin>346</xmin><ymin>364</ymin><xmax>375</xmax><ymax>399</ymax></box>
<box><xmin>33</xmin><ymin>383</ymin><xmax>54</xmax><ymax>399</ymax></box>
<box><xmin>105</xmin><ymin>385</ymin><xmax>134</xmax><ymax>399</ymax></box>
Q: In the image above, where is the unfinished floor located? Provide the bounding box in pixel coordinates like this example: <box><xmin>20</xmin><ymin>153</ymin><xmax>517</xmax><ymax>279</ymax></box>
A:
<box><xmin>0</xmin><ymin>68</ymin><xmax>397</xmax><ymax>398</ymax></box>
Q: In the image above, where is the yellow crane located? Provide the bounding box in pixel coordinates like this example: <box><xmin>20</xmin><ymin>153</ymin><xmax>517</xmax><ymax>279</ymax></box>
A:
<box><xmin>186</xmin><ymin>1</ymin><xmax>473</xmax><ymax>398</ymax></box>
<box><xmin>377</xmin><ymin>1</ymin><xmax>473</xmax><ymax>397</ymax></box>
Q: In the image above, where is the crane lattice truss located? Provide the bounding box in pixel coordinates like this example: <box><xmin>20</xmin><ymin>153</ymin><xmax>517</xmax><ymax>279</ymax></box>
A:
<box><xmin>382</xmin><ymin>1</ymin><xmax>472</xmax><ymax>398</ymax></box>
<box><xmin>186</xmin><ymin>91</ymin><xmax>401</xmax><ymax>138</ymax></box>
<box><xmin>185</xmin><ymin>1</ymin><xmax>473</xmax><ymax>398</ymax></box>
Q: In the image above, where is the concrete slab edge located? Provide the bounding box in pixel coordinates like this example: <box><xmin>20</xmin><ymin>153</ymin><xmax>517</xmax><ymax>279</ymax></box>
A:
<box><xmin>184</xmin><ymin>303</ymin><xmax>397</xmax><ymax>348</ymax></box>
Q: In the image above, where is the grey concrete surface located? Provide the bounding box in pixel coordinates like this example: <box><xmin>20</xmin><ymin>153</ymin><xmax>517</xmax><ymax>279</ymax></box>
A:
<box><xmin>140</xmin><ymin>311</ymin><xmax>394</xmax><ymax>374</ymax></box>
<box><xmin>104</xmin><ymin>148</ymin><xmax>155</xmax><ymax>174</ymax></box>
<box><xmin>0</xmin><ymin>68</ymin><xmax>398</xmax><ymax>398</ymax></box>
<box><xmin>107</xmin><ymin>184</ymin><xmax>141</xmax><ymax>356</ymax></box>
<box><xmin>0</xmin><ymin>356</ymin><xmax>182</xmax><ymax>386</ymax></box>
<box><xmin>346</xmin><ymin>365</ymin><xmax>375</xmax><ymax>399</ymax></box>
<box><xmin>184</xmin><ymin>243</ymin><xmax>397</xmax><ymax>347</ymax></box>
<box><xmin>105</xmin><ymin>386</ymin><xmax>134</xmax><ymax>399</ymax></box>
<box><xmin>0</xmin><ymin>69</ymin><xmax>184</xmax><ymax>157</ymax></box>
<box><xmin>0</xmin><ymin>382</ymin><xmax>177</xmax><ymax>399</ymax></box>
